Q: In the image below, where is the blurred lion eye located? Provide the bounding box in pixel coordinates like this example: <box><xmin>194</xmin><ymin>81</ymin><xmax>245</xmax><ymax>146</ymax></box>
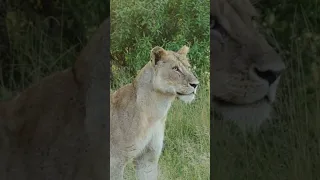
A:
<box><xmin>210</xmin><ymin>15</ymin><xmax>227</xmax><ymax>37</ymax></box>
<box><xmin>172</xmin><ymin>66</ymin><xmax>179</xmax><ymax>71</ymax></box>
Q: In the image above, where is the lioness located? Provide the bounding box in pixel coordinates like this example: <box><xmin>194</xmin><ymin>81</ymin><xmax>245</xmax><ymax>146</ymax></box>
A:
<box><xmin>110</xmin><ymin>46</ymin><xmax>199</xmax><ymax>180</ymax></box>
<box><xmin>0</xmin><ymin>18</ymin><xmax>110</xmax><ymax>179</ymax></box>
<box><xmin>211</xmin><ymin>0</ymin><xmax>286</xmax><ymax>130</ymax></box>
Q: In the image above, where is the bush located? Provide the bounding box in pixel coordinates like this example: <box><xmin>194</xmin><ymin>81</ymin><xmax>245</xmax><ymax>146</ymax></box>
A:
<box><xmin>110</xmin><ymin>0</ymin><xmax>210</xmax><ymax>89</ymax></box>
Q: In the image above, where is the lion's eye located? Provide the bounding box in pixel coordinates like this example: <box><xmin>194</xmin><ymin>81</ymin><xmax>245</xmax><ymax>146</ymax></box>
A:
<box><xmin>210</xmin><ymin>15</ymin><xmax>222</xmax><ymax>29</ymax></box>
<box><xmin>172</xmin><ymin>66</ymin><xmax>179</xmax><ymax>71</ymax></box>
<box><xmin>211</xmin><ymin>15</ymin><xmax>227</xmax><ymax>37</ymax></box>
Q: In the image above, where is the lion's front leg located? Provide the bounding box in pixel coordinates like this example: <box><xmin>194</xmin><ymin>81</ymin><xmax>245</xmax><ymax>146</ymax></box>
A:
<box><xmin>134</xmin><ymin>121</ymin><xmax>165</xmax><ymax>180</ymax></box>
<box><xmin>110</xmin><ymin>156</ymin><xmax>126</xmax><ymax>180</ymax></box>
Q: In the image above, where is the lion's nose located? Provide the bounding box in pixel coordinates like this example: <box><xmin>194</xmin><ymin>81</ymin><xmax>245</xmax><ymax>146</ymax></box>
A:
<box><xmin>189</xmin><ymin>83</ymin><xmax>199</xmax><ymax>89</ymax></box>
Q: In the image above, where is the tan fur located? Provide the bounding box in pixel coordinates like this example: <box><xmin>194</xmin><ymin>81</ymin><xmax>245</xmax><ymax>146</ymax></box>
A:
<box><xmin>211</xmin><ymin>0</ymin><xmax>286</xmax><ymax>130</ymax></box>
<box><xmin>0</xmin><ymin>19</ymin><xmax>111</xmax><ymax>180</ymax></box>
<box><xmin>110</xmin><ymin>46</ymin><xmax>199</xmax><ymax>180</ymax></box>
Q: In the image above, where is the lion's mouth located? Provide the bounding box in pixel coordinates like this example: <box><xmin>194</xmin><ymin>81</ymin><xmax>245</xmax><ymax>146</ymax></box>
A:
<box><xmin>213</xmin><ymin>96</ymin><xmax>270</xmax><ymax>106</ymax></box>
<box><xmin>177</xmin><ymin>92</ymin><xmax>194</xmax><ymax>96</ymax></box>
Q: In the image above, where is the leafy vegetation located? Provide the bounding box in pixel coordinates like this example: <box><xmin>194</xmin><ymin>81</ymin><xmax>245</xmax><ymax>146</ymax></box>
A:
<box><xmin>110</xmin><ymin>0</ymin><xmax>210</xmax><ymax>89</ymax></box>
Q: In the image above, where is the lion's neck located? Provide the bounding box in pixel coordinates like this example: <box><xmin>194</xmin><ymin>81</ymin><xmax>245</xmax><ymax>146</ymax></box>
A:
<box><xmin>133</xmin><ymin>62</ymin><xmax>175</xmax><ymax>122</ymax></box>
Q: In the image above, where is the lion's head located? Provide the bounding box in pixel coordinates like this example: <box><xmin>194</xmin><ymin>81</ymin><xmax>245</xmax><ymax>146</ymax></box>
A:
<box><xmin>211</xmin><ymin>0</ymin><xmax>286</xmax><ymax>129</ymax></box>
<box><xmin>147</xmin><ymin>46</ymin><xmax>199</xmax><ymax>103</ymax></box>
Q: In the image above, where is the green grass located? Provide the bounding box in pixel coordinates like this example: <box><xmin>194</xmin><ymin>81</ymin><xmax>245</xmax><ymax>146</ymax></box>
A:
<box><xmin>160</xmin><ymin>86</ymin><xmax>210</xmax><ymax>179</ymax></box>
<box><xmin>213</xmin><ymin>1</ymin><xmax>320</xmax><ymax>179</ymax></box>
<box><xmin>119</xmin><ymin>82</ymin><xmax>210</xmax><ymax>180</ymax></box>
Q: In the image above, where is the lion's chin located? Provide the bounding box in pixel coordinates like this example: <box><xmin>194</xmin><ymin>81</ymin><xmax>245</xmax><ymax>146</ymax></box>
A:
<box><xmin>177</xmin><ymin>94</ymin><xmax>196</xmax><ymax>104</ymax></box>
<box><xmin>213</xmin><ymin>97</ymin><xmax>272</xmax><ymax>130</ymax></box>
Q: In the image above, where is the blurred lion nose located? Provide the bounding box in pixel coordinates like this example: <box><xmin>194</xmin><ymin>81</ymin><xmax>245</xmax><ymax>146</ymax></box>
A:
<box><xmin>189</xmin><ymin>82</ymin><xmax>199</xmax><ymax>89</ymax></box>
<box><xmin>254</xmin><ymin>68</ymin><xmax>282</xmax><ymax>85</ymax></box>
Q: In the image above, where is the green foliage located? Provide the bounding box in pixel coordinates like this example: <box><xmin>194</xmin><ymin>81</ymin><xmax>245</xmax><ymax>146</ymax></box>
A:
<box><xmin>110</xmin><ymin>0</ymin><xmax>210</xmax><ymax>89</ymax></box>
<box><xmin>257</xmin><ymin>0</ymin><xmax>320</xmax><ymax>80</ymax></box>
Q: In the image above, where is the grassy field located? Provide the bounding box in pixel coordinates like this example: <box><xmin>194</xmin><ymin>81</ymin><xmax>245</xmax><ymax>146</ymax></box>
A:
<box><xmin>213</xmin><ymin>1</ymin><xmax>320</xmax><ymax>179</ymax></box>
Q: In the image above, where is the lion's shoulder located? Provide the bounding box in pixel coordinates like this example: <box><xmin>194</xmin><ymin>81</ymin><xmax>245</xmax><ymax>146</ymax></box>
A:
<box><xmin>111</xmin><ymin>83</ymin><xmax>136</xmax><ymax>110</ymax></box>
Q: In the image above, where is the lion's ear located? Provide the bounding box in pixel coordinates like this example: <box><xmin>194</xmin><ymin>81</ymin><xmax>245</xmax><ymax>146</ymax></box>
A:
<box><xmin>151</xmin><ymin>46</ymin><xmax>167</xmax><ymax>65</ymax></box>
<box><xmin>177</xmin><ymin>45</ymin><xmax>189</xmax><ymax>55</ymax></box>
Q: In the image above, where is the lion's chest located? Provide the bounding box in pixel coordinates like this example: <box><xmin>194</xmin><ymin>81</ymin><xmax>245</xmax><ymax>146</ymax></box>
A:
<box><xmin>125</xmin><ymin>119</ymin><xmax>165</xmax><ymax>158</ymax></box>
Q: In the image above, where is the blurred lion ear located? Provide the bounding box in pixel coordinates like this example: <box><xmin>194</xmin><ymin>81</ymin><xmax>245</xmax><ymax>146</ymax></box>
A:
<box><xmin>177</xmin><ymin>45</ymin><xmax>189</xmax><ymax>55</ymax></box>
<box><xmin>150</xmin><ymin>46</ymin><xmax>167</xmax><ymax>65</ymax></box>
